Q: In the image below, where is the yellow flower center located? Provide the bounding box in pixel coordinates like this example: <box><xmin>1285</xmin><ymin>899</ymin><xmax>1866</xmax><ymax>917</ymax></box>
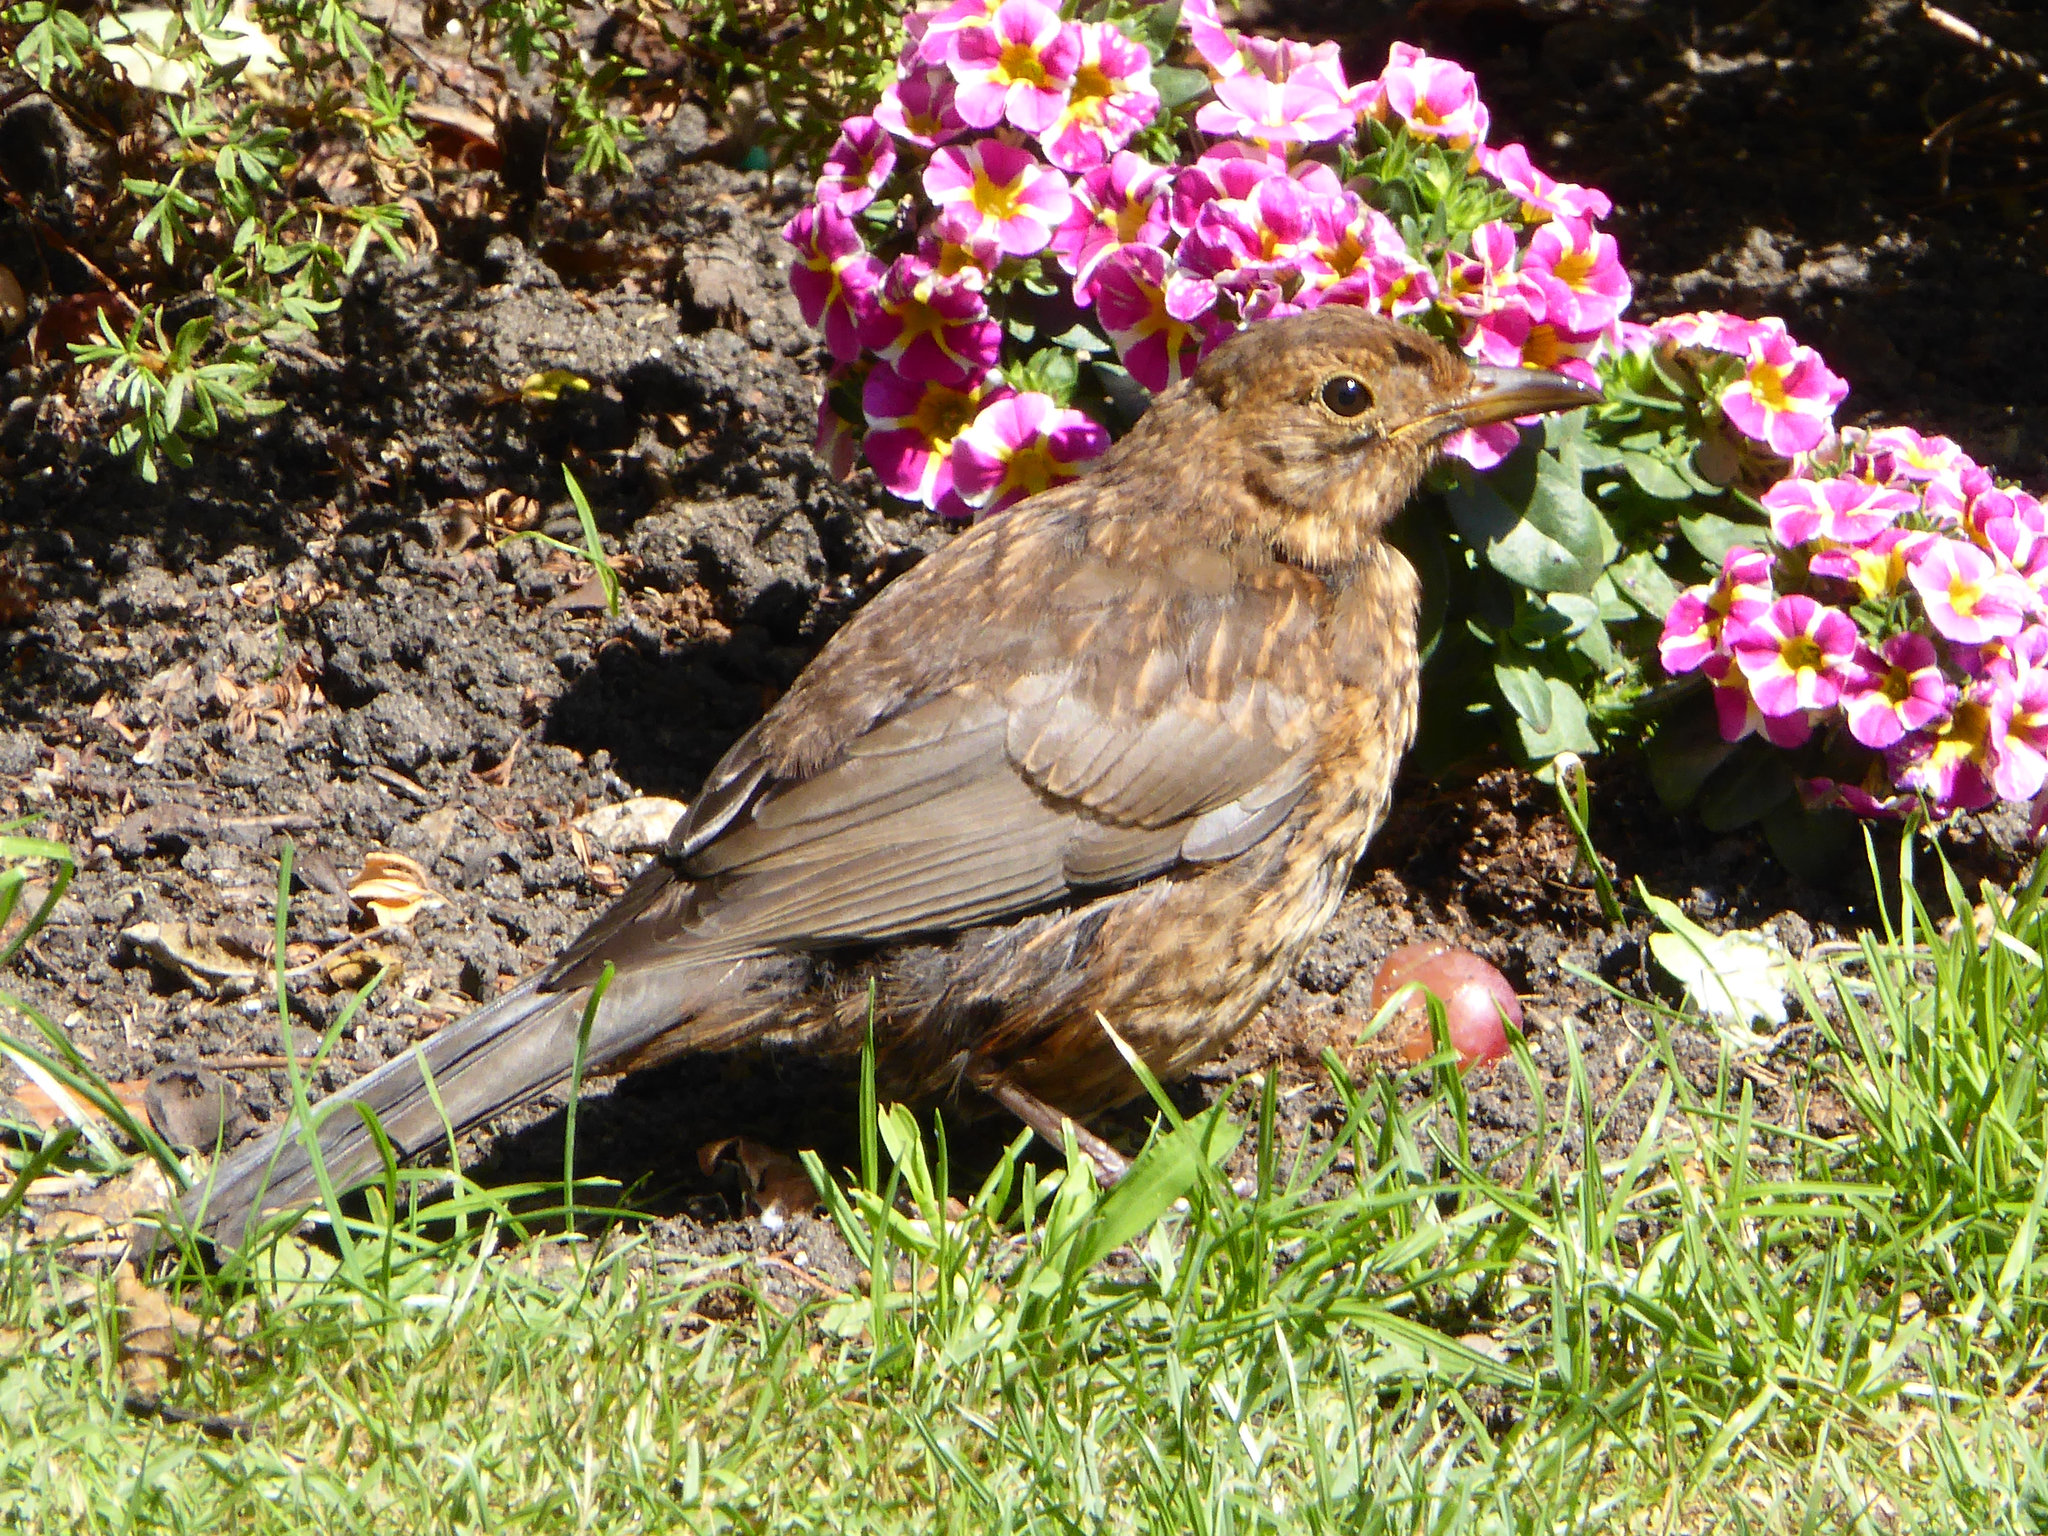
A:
<box><xmin>1779</xmin><ymin>634</ymin><xmax>1823</xmax><ymax>674</ymax></box>
<box><xmin>913</xmin><ymin>385</ymin><xmax>980</xmax><ymax>447</ymax></box>
<box><xmin>1069</xmin><ymin>62</ymin><xmax>1112</xmax><ymax>118</ymax></box>
<box><xmin>1114</xmin><ymin>199</ymin><xmax>1149</xmax><ymax>243</ymax></box>
<box><xmin>1880</xmin><ymin>668</ymin><xmax>1915</xmax><ymax>707</ymax></box>
<box><xmin>1747</xmin><ymin>361</ymin><xmax>1790</xmax><ymax>410</ymax></box>
<box><xmin>1928</xmin><ymin>701</ymin><xmax>1991</xmax><ymax>766</ymax></box>
<box><xmin>1002</xmin><ymin>443</ymin><xmax>1058</xmax><ymax>497</ymax></box>
<box><xmin>1524</xmin><ymin>324</ymin><xmax>1564</xmax><ymax>369</ymax></box>
<box><xmin>1551</xmin><ymin>248</ymin><xmax>1595</xmax><ymax>288</ymax></box>
<box><xmin>972</xmin><ymin>166</ymin><xmax>1024</xmax><ymax>224</ymax></box>
<box><xmin>1948</xmin><ymin>576</ymin><xmax>1983</xmax><ymax>617</ymax></box>
<box><xmin>999</xmin><ymin>41</ymin><xmax>1048</xmax><ymax>87</ymax></box>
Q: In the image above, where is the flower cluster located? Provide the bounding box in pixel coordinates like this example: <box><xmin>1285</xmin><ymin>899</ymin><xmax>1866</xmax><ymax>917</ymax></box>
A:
<box><xmin>788</xmin><ymin>3</ymin><xmax>2045</xmax><ymax>835</ymax></box>
<box><xmin>1656</xmin><ymin>318</ymin><xmax>2047</xmax><ymax>819</ymax></box>
<box><xmin>786</xmin><ymin>0</ymin><xmax>1638</xmax><ymax>516</ymax></box>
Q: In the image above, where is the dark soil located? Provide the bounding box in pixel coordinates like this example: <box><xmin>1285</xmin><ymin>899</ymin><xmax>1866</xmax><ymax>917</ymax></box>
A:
<box><xmin>2</xmin><ymin>0</ymin><xmax>2043</xmax><ymax>1262</ymax></box>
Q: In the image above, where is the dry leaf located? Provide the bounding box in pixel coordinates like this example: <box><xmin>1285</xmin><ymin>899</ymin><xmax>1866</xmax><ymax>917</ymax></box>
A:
<box><xmin>575</xmin><ymin>796</ymin><xmax>687</xmax><ymax>854</ymax></box>
<box><xmin>121</xmin><ymin>920</ymin><xmax>266</xmax><ymax>997</ymax></box>
<box><xmin>348</xmin><ymin>851</ymin><xmax>447</xmax><ymax>930</ymax></box>
<box><xmin>12</xmin><ymin>1075</ymin><xmax>150</xmax><ymax>1133</ymax></box>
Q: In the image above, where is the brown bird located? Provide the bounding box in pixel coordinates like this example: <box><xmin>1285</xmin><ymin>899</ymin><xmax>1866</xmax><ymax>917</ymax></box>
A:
<box><xmin>179</xmin><ymin>306</ymin><xmax>1597</xmax><ymax>1248</ymax></box>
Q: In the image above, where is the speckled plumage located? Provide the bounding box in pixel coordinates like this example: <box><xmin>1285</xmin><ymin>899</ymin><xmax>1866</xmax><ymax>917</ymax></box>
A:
<box><xmin>179</xmin><ymin>307</ymin><xmax>1598</xmax><ymax>1247</ymax></box>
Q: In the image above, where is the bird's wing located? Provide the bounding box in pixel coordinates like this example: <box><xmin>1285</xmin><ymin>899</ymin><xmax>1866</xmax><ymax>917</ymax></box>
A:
<box><xmin>555</xmin><ymin>505</ymin><xmax>1336</xmax><ymax>971</ymax></box>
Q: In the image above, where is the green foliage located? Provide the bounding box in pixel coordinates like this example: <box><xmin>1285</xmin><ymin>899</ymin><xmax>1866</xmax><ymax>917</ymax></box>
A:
<box><xmin>1406</xmin><ymin>341</ymin><xmax>1779</xmax><ymax>784</ymax></box>
<box><xmin>0</xmin><ymin>0</ymin><xmax>653</xmax><ymax>478</ymax></box>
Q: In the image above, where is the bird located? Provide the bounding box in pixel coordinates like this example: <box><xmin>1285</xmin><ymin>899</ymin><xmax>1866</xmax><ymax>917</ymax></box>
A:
<box><xmin>173</xmin><ymin>306</ymin><xmax>1599</xmax><ymax>1249</ymax></box>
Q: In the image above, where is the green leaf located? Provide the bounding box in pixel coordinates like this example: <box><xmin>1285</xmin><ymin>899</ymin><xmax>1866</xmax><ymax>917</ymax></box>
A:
<box><xmin>1621</xmin><ymin>450</ymin><xmax>1697</xmax><ymax>500</ymax></box>
<box><xmin>1152</xmin><ymin>65</ymin><xmax>1212</xmax><ymax>110</ymax></box>
<box><xmin>1512</xmin><ymin>677</ymin><xmax>1596</xmax><ymax>760</ymax></box>
<box><xmin>1697</xmin><ymin>746</ymin><xmax>1796</xmax><ymax>832</ymax></box>
<box><xmin>1646</xmin><ymin>714</ymin><xmax>1736</xmax><ymax>809</ymax></box>
<box><xmin>1047</xmin><ymin>323</ymin><xmax>1111</xmax><ymax>355</ymax></box>
<box><xmin>1609</xmin><ymin>551</ymin><xmax>1684</xmax><ymax>618</ymax></box>
<box><xmin>1590</xmin><ymin>569</ymin><xmax>1640</xmax><ymax>622</ymax></box>
<box><xmin>1680</xmin><ymin>511</ymin><xmax>1765</xmax><ymax>566</ymax></box>
<box><xmin>1494</xmin><ymin>657</ymin><xmax>1554</xmax><ymax>733</ymax></box>
<box><xmin>1548</xmin><ymin>592</ymin><xmax>1616</xmax><ymax>670</ymax></box>
<box><xmin>1446</xmin><ymin>446</ymin><xmax>1606</xmax><ymax>593</ymax></box>
<box><xmin>1068</xmin><ymin>1104</ymin><xmax>1239</xmax><ymax>1274</ymax></box>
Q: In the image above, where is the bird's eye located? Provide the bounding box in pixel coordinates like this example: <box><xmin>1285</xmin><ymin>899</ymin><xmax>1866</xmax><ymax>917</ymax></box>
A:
<box><xmin>1319</xmin><ymin>375</ymin><xmax>1373</xmax><ymax>418</ymax></box>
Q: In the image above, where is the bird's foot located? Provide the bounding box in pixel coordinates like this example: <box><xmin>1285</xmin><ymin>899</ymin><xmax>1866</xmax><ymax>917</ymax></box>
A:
<box><xmin>978</xmin><ymin>1073</ymin><xmax>1130</xmax><ymax>1187</ymax></box>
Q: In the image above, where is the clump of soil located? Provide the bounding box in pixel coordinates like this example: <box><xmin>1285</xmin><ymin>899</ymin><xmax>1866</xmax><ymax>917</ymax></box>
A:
<box><xmin>1</xmin><ymin>0</ymin><xmax>2042</xmax><ymax>1256</ymax></box>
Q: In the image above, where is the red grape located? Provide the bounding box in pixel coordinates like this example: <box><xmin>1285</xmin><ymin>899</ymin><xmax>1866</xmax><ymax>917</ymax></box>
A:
<box><xmin>1369</xmin><ymin>942</ymin><xmax>1519</xmax><ymax>1069</ymax></box>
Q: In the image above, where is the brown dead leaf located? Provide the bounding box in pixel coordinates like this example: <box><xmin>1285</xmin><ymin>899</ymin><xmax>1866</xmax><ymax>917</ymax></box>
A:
<box><xmin>322</xmin><ymin>942</ymin><xmax>398</xmax><ymax>990</ymax></box>
<box><xmin>121</xmin><ymin>920</ymin><xmax>266</xmax><ymax>997</ymax></box>
<box><xmin>34</xmin><ymin>1161</ymin><xmax>175</xmax><ymax>1251</ymax></box>
<box><xmin>11</xmin><ymin>1074</ymin><xmax>150</xmax><ymax>1133</ymax></box>
<box><xmin>116</xmin><ymin>1268</ymin><xmax>232</xmax><ymax>1395</ymax></box>
<box><xmin>348</xmin><ymin>851</ymin><xmax>447</xmax><ymax>930</ymax></box>
<box><xmin>698</xmin><ymin>1137</ymin><xmax>819</xmax><ymax>1229</ymax></box>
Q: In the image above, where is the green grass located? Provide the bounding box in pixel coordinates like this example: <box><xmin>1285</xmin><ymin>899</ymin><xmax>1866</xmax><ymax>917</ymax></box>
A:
<box><xmin>3</xmin><ymin>830</ymin><xmax>2048</xmax><ymax>1531</ymax></box>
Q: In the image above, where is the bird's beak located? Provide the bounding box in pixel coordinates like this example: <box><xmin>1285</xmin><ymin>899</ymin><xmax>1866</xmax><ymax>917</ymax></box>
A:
<box><xmin>1393</xmin><ymin>363</ymin><xmax>1604</xmax><ymax>441</ymax></box>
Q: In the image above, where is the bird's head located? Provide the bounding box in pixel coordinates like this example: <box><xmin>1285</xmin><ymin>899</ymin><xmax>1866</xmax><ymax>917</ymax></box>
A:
<box><xmin>1130</xmin><ymin>306</ymin><xmax>1602</xmax><ymax>571</ymax></box>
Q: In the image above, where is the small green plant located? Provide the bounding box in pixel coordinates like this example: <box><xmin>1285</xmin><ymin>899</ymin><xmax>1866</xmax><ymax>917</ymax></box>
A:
<box><xmin>496</xmin><ymin>465</ymin><xmax>622</xmax><ymax>612</ymax></box>
<box><xmin>69</xmin><ymin>310</ymin><xmax>281</xmax><ymax>482</ymax></box>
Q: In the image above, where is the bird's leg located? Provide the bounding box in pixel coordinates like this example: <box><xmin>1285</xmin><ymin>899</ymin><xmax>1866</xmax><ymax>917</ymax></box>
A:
<box><xmin>976</xmin><ymin>1072</ymin><xmax>1131</xmax><ymax>1187</ymax></box>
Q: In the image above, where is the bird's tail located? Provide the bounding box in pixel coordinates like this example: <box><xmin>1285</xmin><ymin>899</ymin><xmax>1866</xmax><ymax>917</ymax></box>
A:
<box><xmin>168</xmin><ymin>960</ymin><xmax>700</xmax><ymax>1253</ymax></box>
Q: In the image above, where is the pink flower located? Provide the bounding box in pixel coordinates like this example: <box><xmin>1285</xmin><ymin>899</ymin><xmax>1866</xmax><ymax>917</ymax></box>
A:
<box><xmin>1841</xmin><ymin>634</ymin><xmax>1950</xmax><ymax>750</ymax></box>
<box><xmin>1040</xmin><ymin>21</ymin><xmax>1157</xmax><ymax>172</ymax></box>
<box><xmin>1180</xmin><ymin>0</ymin><xmax>1244</xmax><ymax>74</ymax></box>
<box><xmin>875</xmin><ymin>64</ymin><xmax>968</xmax><ymax>148</ymax></box>
<box><xmin>1168</xmin><ymin>148</ymin><xmax>1283</xmax><ymax>235</ymax></box>
<box><xmin>1717</xmin><ymin>321</ymin><xmax>1849</xmax><ymax>457</ymax></box>
<box><xmin>1730</xmin><ymin>594</ymin><xmax>1858</xmax><ymax>716</ymax></box>
<box><xmin>1372</xmin><ymin>43</ymin><xmax>1489</xmax><ymax>150</ymax></box>
<box><xmin>1195</xmin><ymin>72</ymin><xmax>1355</xmax><ymax>145</ymax></box>
<box><xmin>1241</xmin><ymin>36</ymin><xmax>1376</xmax><ymax>110</ymax></box>
<box><xmin>1658</xmin><ymin>546</ymin><xmax>1773</xmax><ymax>674</ymax></box>
<box><xmin>1989</xmin><ymin>666</ymin><xmax>2048</xmax><ymax>801</ymax></box>
<box><xmin>861</xmin><ymin>363</ymin><xmax>1010</xmax><ymax>515</ymax></box>
<box><xmin>911</xmin><ymin>0</ymin><xmax>1003</xmax><ymax>63</ymax></box>
<box><xmin>1760</xmin><ymin>475</ymin><xmax>1915</xmax><ymax>548</ymax></box>
<box><xmin>857</xmin><ymin>254</ymin><xmax>1001</xmax><ymax>384</ymax></box>
<box><xmin>1848</xmin><ymin>424</ymin><xmax>1971</xmax><ymax>486</ymax></box>
<box><xmin>1651</xmin><ymin>310</ymin><xmax>1770</xmax><ymax>356</ymax></box>
<box><xmin>1808</xmin><ymin>527</ymin><xmax>1935</xmax><ymax>601</ymax></box>
<box><xmin>1892</xmin><ymin>694</ymin><xmax>1997</xmax><ymax>814</ymax></box>
<box><xmin>783</xmin><ymin>204</ymin><xmax>882</xmax><ymax>363</ymax></box>
<box><xmin>924</xmin><ymin>139</ymin><xmax>1073</xmax><ymax>258</ymax></box>
<box><xmin>1706</xmin><ymin>653</ymin><xmax>1814</xmax><ymax>748</ymax></box>
<box><xmin>815</xmin><ymin>116</ymin><xmax>897</xmax><ymax>215</ymax></box>
<box><xmin>946</xmin><ymin>0</ymin><xmax>1079</xmax><ymax>136</ymax></box>
<box><xmin>1178</xmin><ymin>174</ymin><xmax>1332</xmax><ymax>305</ymax></box>
<box><xmin>1478</xmin><ymin>143</ymin><xmax>1612</xmax><ymax>224</ymax></box>
<box><xmin>1443</xmin><ymin>220</ymin><xmax>1525</xmax><ymax>320</ymax></box>
<box><xmin>1088</xmin><ymin>243</ymin><xmax>1217</xmax><ymax>391</ymax></box>
<box><xmin>1907</xmin><ymin>538</ymin><xmax>2033</xmax><ymax>644</ymax></box>
<box><xmin>1520</xmin><ymin>215</ymin><xmax>1632</xmax><ymax>334</ymax></box>
<box><xmin>1439</xmin><ymin>422</ymin><xmax>1524</xmax><ymax>472</ymax></box>
<box><xmin>1049</xmin><ymin>152</ymin><xmax>1171</xmax><ymax>287</ymax></box>
<box><xmin>950</xmin><ymin>391</ymin><xmax>1109</xmax><ymax>515</ymax></box>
